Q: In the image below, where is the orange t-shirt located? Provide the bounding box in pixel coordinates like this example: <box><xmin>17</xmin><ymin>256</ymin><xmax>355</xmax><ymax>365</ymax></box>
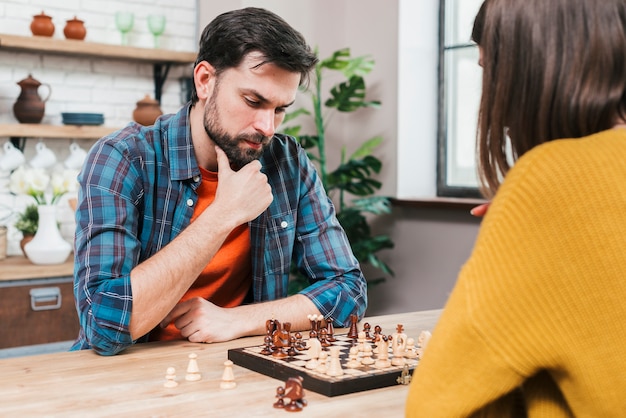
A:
<box><xmin>150</xmin><ymin>167</ymin><xmax>252</xmax><ymax>341</ymax></box>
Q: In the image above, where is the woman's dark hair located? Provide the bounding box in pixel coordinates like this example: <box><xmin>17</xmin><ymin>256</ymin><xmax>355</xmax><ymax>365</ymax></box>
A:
<box><xmin>190</xmin><ymin>7</ymin><xmax>318</xmax><ymax>103</ymax></box>
<box><xmin>474</xmin><ymin>0</ymin><xmax>626</xmax><ymax>197</ymax></box>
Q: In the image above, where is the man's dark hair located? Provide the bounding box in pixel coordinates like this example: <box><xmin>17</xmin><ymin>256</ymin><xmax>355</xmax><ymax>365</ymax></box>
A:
<box><xmin>190</xmin><ymin>7</ymin><xmax>318</xmax><ymax>103</ymax></box>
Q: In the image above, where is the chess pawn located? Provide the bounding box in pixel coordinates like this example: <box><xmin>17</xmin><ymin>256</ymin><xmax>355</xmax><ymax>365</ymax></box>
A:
<box><xmin>361</xmin><ymin>344</ymin><xmax>375</xmax><ymax>365</ymax></box>
<box><xmin>220</xmin><ymin>360</ymin><xmax>237</xmax><ymax>389</ymax></box>
<box><xmin>315</xmin><ymin>350</ymin><xmax>329</xmax><ymax>374</ymax></box>
<box><xmin>185</xmin><ymin>353</ymin><xmax>202</xmax><ymax>381</ymax></box>
<box><xmin>164</xmin><ymin>367</ymin><xmax>178</xmax><ymax>388</ymax></box>
<box><xmin>417</xmin><ymin>330</ymin><xmax>432</xmax><ymax>359</ymax></box>
<box><xmin>345</xmin><ymin>345</ymin><xmax>360</xmax><ymax>369</ymax></box>
<box><xmin>404</xmin><ymin>337</ymin><xmax>418</xmax><ymax>359</ymax></box>
<box><xmin>273</xmin><ymin>386</ymin><xmax>286</xmax><ymax>408</ymax></box>
<box><xmin>357</xmin><ymin>331</ymin><xmax>367</xmax><ymax>352</ymax></box>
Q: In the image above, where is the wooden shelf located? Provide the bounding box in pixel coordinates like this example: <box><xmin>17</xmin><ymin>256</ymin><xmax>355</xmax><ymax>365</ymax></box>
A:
<box><xmin>0</xmin><ymin>123</ymin><xmax>119</xmax><ymax>140</ymax></box>
<box><xmin>0</xmin><ymin>33</ymin><xmax>196</xmax><ymax>64</ymax></box>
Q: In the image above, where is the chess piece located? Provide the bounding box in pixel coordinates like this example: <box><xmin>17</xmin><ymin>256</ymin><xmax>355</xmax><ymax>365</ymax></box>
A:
<box><xmin>260</xmin><ymin>335</ymin><xmax>273</xmax><ymax>355</ymax></box>
<box><xmin>396</xmin><ymin>364</ymin><xmax>412</xmax><ymax>385</ymax></box>
<box><xmin>374</xmin><ymin>335</ymin><xmax>392</xmax><ymax>369</ymax></box>
<box><xmin>326</xmin><ymin>317</ymin><xmax>336</xmax><ymax>342</ymax></box>
<box><xmin>363</xmin><ymin>322</ymin><xmax>372</xmax><ymax>340</ymax></box>
<box><xmin>404</xmin><ymin>337</ymin><xmax>418</xmax><ymax>359</ymax></box>
<box><xmin>306</xmin><ymin>330</ymin><xmax>322</xmax><ymax>359</ymax></box>
<box><xmin>185</xmin><ymin>353</ymin><xmax>202</xmax><ymax>381</ymax></box>
<box><xmin>348</xmin><ymin>314</ymin><xmax>359</xmax><ymax>340</ymax></box>
<box><xmin>326</xmin><ymin>346</ymin><xmax>344</xmax><ymax>377</ymax></box>
<box><xmin>164</xmin><ymin>366</ymin><xmax>178</xmax><ymax>388</ymax></box>
<box><xmin>220</xmin><ymin>360</ymin><xmax>237</xmax><ymax>389</ymax></box>
<box><xmin>357</xmin><ymin>331</ymin><xmax>367</xmax><ymax>352</ymax></box>
<box><xmin>345</xmin><ymin>345</ymin><xmax>360</xmax><ymax>368</ymax></box>
<box><xmin>391</xmin><ymin>326</ymin><xmax>408</xmax><ymax>366</ymax></box>
<box><xmin>417</xmin><ymin>330</ymin><xmax>432</xmax><ymax>359</ymax></box>
<box><xmin>272</xmin><ymin>321</ymin><xmax>290</xmax><ymax>358</ymax></box>
<box><xmin>273</xmin><ymin>386</ymin><xmax>286</xmax><ymax>408</ymax></box>
<box><xmin>315</xmin><ymin>350</ymin><xmax>329</xmax><ymax>373</ymax></box>
<box><xmin>319</xmin><ymin>328</ymin><xmax>331</xmax><ymax>347</ymax></box>
<box><xmin>361</xmin><ymin>344</ymin><xmax>374</xmax><ymax>365</ymax></box>
<box><xmin>284</xmin><ymin>376</ymin><xmax>307</xmax><ymax>412</ymax></box>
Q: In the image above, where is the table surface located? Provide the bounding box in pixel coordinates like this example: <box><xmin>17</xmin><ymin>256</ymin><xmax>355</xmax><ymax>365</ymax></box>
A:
<box><xmin>0</xmin><ymin>309</ymin><xmax>441</xmax><ymax>417</ymax></box>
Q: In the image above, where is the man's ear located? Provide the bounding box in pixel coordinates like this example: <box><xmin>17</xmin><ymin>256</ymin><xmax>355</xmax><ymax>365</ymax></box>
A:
<box><xmin>193</xmin><ymin>60</ymin><xmax>216</xmax><ymax>101</ymax></box>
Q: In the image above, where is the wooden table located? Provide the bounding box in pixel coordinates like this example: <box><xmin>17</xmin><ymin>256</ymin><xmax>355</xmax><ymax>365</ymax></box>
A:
<box><xmin>0</xmin><ymin>310</ymin><xmax>440</xmax><ymax>417</ymax></box>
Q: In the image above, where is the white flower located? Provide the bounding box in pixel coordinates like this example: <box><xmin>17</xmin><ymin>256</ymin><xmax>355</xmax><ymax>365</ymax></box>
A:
<box><xmin>9</xmin><ymin>166</ymin><xmax>77</xmax><ymax>205</ymax></box>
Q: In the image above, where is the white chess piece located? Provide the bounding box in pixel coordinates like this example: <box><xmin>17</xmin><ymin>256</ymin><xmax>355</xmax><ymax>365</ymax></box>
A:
<box><xmin>325</xmin><ymin>346</ymin><xmax>344</xmax><ymax>377</ymax></box>
<box><xmin>220</xmin><ymin>360</ymin><xmax>237</xmax><ymax>389</ymax></box>
<box><xmin>164</xmin><ymin>367</ymin><xmax>178</xmax><ymax>388</ymax></box>
<box><xmin>417</xmin><ymin>331</ymin><xmax>432</xmax><ymax>359</ymax></box>
<box><xmin>185</xmin><ymin>353</ymin><xmax>202</xmax><ymax>381</ymax></box>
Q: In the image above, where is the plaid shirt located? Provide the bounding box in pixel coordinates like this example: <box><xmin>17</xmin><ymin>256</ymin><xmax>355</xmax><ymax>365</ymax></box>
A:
<box><xmin>71</xmin><ymin>104</ymin><xmax>367</xmax><ymax>355</ymax></box>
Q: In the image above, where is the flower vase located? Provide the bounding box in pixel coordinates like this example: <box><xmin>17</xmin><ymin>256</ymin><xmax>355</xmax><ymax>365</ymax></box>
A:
<box><xmin>24</xmin><ymin>205</ymin><xmax>72</xmax><ymax>264</ymax></box>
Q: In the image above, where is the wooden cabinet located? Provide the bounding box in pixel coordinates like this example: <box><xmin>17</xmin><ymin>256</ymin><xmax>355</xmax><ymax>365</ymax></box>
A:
<box><xmin>0</xmin><ymin>256</ymin><xmax>77</xmax><ymax>349</ymax></box>
<box><xmin>0</xmin><ymin>33</ymin><xmax>196</xmax><ymax>142</ymax></box>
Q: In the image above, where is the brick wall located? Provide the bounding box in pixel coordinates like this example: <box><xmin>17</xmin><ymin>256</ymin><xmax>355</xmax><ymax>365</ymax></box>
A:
<box><xmin>0</xmin><ymin>0</ymin><xmax>198</xmax><ymax>255</ymax></box>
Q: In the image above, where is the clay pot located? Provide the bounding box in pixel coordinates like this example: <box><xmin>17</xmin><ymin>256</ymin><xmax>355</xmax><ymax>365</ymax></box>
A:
<box><xmin>30</xmin><ymin>11</ymin><xmax>55</xmax><ymax>37</ymax></box>
<box><xmin>133</xmin><ymin>95</ymin><xmax>163</xmax><ymax>126</ymax></box>
<box><xmin>13</xmin><ymin>74</ymin><xmax>52</xmax><ymax>124</ymax></box>
<box><xmin>20</xmin><ymin>234</ymin><xmax>34</xmax><ymax>256</ymax></box>
<box><xmin>64</xmin><ymin>16</ymin><xmax>86</xmax><ymax>40</ymax></box>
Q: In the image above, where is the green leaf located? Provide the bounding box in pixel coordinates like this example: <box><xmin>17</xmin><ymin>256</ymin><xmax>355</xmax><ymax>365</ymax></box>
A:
<box><xmin>282</xmin><ymin>125</ymin><xmax>301</xmax><ymax>138</ymax></box>
<box><xmin>283</xmin><ymin>107</ymin><xmax>310</xmax><ymax>124</ymax></box>
<box><xmin>349</xmin><ymin>136</ymin><xmax>384</xmax><ymax>160</ymax></box>
<box><xmin>350</xmin><ymin>196</ymin><xmax>392</xmax><ymax>215</ymax></box>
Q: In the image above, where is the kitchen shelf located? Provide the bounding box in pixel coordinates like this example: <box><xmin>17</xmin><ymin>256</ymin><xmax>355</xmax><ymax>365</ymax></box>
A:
<box><xmin>0</xmin><ymin>123</ymin><xmax>118</xmax><ymax>140</ymax></box>
<box><xmin>0</xmin><ymin>33</ymin><xmax>196</xmax><ymax>104</ymax></box>
<box><xmin>0</xmin><ymin>33</ymin><xmax>196</xmax><ymax>64</ymax></box>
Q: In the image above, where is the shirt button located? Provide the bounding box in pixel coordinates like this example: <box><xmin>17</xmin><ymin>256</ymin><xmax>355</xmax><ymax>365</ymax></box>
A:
<box><xmin>186</xmin><ymin>199</ymin><xmax>194</xmax><ymax>207</ymax></box>
<box><xmin>280</xmin><ymin>221</ymin><xmax>288</xmax><ymax>228</ymax></box>
<box><xmin>193</xmin><ymin>175</ymin><xmax>200</xmax><ymax>183</ymax></box>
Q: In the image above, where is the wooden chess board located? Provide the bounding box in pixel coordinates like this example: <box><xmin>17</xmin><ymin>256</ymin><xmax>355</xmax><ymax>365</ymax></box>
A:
<box><xmin>227</xmin><ymin>334</ymin><xmax>418</xmax><ymax>397</ymax></box>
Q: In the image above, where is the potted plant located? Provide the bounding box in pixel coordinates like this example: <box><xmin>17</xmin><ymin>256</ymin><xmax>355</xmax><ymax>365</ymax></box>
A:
<box><xmin>14</xmin><ymin>203</ymin><xmax>38</xmax><ymax>255</ymax></box>
<box><xmin>284</xmin><ymin>48</ymin><xmax>394</xmax><ymax>293</ymax></box>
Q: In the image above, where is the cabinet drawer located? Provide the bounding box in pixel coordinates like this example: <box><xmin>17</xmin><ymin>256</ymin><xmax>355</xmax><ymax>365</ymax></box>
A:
<box><xmin>0</xmin><ymin>277</ymin><xmax>79</xmax><ymax>348</ymax></box>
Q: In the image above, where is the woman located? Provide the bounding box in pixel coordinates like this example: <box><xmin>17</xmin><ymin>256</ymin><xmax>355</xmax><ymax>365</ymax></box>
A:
<box><xmin>406</xmin><ymin>0</ymin><xmax>626</xmax><ymax>416</ymax></box>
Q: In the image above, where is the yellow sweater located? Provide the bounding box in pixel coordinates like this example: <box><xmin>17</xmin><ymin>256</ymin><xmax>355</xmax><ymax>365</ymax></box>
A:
<box><xmin>406</xmin><ymin>129</ymin><xmax>626</xmax><ymax>417</ymax></box>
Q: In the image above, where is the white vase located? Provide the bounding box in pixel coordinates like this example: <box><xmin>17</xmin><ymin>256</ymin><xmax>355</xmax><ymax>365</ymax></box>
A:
<box><xmin>24</xmin><ymin>204</ymin><xmax>72</xmax><ymax>265</ymax></box>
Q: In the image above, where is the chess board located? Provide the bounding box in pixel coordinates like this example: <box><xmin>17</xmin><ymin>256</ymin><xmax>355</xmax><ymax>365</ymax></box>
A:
<box><xmin>227</xmin><ymin>334</ymin><xmax>418</xmax><ymax>397</ymax></box>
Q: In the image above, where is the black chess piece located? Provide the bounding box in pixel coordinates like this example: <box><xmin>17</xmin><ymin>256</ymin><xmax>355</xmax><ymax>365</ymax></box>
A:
<box><xmin>348</xmin><ymin>314</ymin><xmax>359</xmax><ymax>340</ymax></box>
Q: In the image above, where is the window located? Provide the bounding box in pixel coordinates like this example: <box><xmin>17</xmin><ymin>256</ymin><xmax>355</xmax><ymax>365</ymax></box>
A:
<box><xmin>437</xmin><ymin>0</ymin><xmax>484</xmax><ymax>198</ymax></box>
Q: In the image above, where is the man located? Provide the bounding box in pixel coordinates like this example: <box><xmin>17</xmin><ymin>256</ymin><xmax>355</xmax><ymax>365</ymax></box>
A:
<box><xmin>72</xmin><ymin>7</ymin><xmax>367</xmax><ymax>356</ymax></box>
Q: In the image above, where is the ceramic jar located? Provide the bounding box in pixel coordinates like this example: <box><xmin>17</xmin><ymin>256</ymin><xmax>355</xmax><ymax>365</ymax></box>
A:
<box><xmin>64</xmin><ymin>16</ymin><xmax>86</xmax><ymax>40</ymax></box>
<box><xmin>30</xmin><ymin>11</ymin><xmax>55</xmax><ymax>37</ymax></box>
<box><xmin>133</xmin><ymin>95</ymin><xmax>163</xmax><ymax>126</ymax></box>
<box><xmin>13</xmin><ymin>74</ymin><xmax>52</xmax><ymax>124</ymax></box>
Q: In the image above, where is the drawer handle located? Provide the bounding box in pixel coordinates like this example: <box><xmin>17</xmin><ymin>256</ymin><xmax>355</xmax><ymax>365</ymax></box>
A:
<box><xmin>29</xmin><ymin>287</ymin><xmax>62</xmax><ymax>311</ymax></box>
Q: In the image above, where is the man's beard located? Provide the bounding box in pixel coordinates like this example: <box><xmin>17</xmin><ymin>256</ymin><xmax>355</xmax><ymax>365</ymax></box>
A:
<box><xmin>203</xmin><ymin>95</ymin><xmax>270</xmax><ymax>170</ymax></box>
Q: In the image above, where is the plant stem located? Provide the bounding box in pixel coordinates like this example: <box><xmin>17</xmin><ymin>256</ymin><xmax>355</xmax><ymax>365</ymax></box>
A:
<box><xmin>313</xmin><ymin>64</ymin><xmax>327</xmax><ymax>187</ymax></box>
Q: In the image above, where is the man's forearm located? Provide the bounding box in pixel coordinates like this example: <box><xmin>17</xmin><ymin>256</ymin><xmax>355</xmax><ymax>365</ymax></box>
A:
<box><xmin>232</xmin><ymin>294</ymin><xmax>322</xmax><ymax>337</ymax></box>
<box><xmin>129</xmin><ymin>204</ymin><xmax>236</xmax><ymax>339</ymax></box>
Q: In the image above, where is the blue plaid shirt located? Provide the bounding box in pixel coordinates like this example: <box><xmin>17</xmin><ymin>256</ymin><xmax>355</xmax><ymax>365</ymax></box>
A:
<box><xmin>71</xmin><ymin>103</ymin><xmax>367</xmax><ymax>355</ymax></box>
